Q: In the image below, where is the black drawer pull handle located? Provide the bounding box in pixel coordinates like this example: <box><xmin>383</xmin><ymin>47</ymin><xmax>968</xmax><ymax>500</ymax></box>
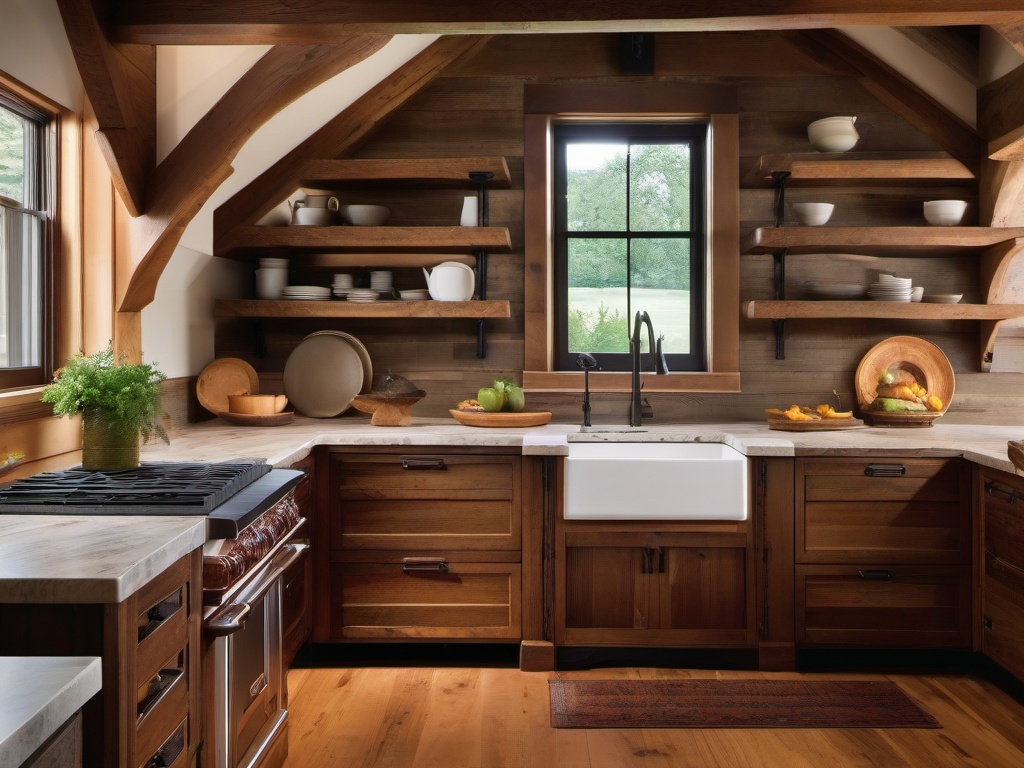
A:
<box><xmin>137</xmin><ymin>668</ymin><xmax>184</xmax><ymax>723</ymax></box>
<box><xmin>985</xmin><ymin>479</ymin><xmax>1018</xmax><ymax>504</ymax></box>
<box><xmin>858</xmin><ymin>569</ymin><xmax>894</xmax><ymax>581</ymax></box>
<box><xmin>402</xmin><ymin>458</ymin><xmax>447</xmax><ymax>471</ymax></box>
<box><xmin>864</xmin><ymin>464</ymin><xmax>906</xmax><ymax>477</ymax></box>
<box><xmin>403</xmin><ymin>557</ymin><xmax>449</xmax><ymax>574</ymax></box>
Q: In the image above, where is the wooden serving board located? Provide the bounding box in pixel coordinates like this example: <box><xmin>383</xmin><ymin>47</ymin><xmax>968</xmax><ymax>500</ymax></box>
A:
<box><xmin>767</xmin><ymin>416</ymin><xmax>865</xmax><ymax>431</ymax></box>
<box><xmin>449</xmin><ymin>410</ymin><xmax>552</xmax><ymax>427</ymax></box>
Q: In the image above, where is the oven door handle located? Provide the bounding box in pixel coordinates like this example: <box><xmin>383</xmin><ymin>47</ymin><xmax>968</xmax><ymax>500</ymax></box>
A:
<box><xmin>206</xmin><ymin>601</ymin><xmax>252</xmax><ymax>638</ymax></box>
<box><xmin>271</xmin><ymin>541</ymin><xmax>309</xmax><ymax>572</ymax></box>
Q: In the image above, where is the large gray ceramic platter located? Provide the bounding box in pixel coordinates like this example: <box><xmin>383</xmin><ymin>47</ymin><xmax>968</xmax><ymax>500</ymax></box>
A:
<box><xmin>283</xmin><ymin>334</ymin><xmax>365</xmax><ymax>417</ymax></box>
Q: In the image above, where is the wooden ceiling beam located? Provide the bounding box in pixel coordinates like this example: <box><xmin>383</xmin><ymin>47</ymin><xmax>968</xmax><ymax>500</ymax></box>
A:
<box><xmin>118</xmin><ymin>36</ymin><xmax>391</xmax><ymax>312</ymax></box>
<box><xmin>213</xmin><ymin>34</ymin><xmax>493</xmax><ymax>249</ymax></box>
<box><xmin>790</xmin><ymin>29</ymin><xmax>980</xmax><ymax>173</ymax></box>
<box><xmin>57</xmin><ymin>0</ymin><xmax>155</xmax><ymax>216</ymax></box>
<box><xmin>106</xmin><ymin>1</ymin><xmax>1024</xmax><ymax>43</ymax></box>
<box><xmin>893</xmin><ymin>26</ymin><xmax>979</xmax><ymax>86</ymax></box>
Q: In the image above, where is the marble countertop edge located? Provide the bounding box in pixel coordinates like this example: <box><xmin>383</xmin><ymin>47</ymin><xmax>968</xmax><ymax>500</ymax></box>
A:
<box><xmin>0</xmin><ymin>656</ymin><xmax>101</xmax><ymax>768</ymax></box>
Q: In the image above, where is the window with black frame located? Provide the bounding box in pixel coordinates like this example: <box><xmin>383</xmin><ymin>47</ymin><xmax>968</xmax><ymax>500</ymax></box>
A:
<box><xmin>553</xmin><ymin>122</ymin><xmax>707</xmax><ymax>372</ymax></box>
<box><xmin>0</xmin><ymin>90</ymin><xmax>51</xmax><ymax>390</ymax></box>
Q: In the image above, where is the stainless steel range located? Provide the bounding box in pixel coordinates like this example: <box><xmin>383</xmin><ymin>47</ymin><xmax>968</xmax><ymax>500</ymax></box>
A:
<box><xmin>0</xmin><ymin>461</ymin><xmax>307</xmax><ymax>768</ymax></box>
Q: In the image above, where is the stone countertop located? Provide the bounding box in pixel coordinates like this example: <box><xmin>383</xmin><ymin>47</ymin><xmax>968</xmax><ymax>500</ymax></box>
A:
<box><xmin>0</xmin><ymin>656</ymin><xmax>101</xmax><ymax>768</ymax></box>
<box><xmin>142</xmin><ymin>415</ymin><xmax>1024</xmax><ymax>475</ymax></box>
<box><xmin>0</xmin><ymin>516</ymin><xmax>206</xmax><ymax>603</ymax></box>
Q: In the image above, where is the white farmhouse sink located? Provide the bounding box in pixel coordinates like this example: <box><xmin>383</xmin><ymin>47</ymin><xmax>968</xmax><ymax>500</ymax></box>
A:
<box><xmin>563</xmin><ymin>442</ymin><xmax>748</xmax><ymax>521</ymax></box>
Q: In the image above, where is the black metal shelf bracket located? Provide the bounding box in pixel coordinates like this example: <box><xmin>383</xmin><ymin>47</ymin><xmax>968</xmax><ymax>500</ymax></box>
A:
<box><xmin>772</xmin><ymin>170</ymin><xmax>791</xmax><ymax>227</ymax></box>
<box><xmin>773</xmin><ymin>250</ymin><xmax>787</xmax><ymax>360</ymax></box>
<box><xmin>470</xmin><ymin>170</ymin><xmax>496</xmax><ymax>358</ymax></box>
<box><xmin>770</xmin><ymin>170</ymin><xmax>791</xmax><ymax>360</ymax></box>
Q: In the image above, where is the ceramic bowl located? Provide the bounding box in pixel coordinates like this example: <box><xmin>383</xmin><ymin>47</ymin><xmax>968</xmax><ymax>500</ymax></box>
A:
<box><xmin>339</xmin><ymin>204</ymin><xmax>390</xmax><ymax>226</ymax></box>
<box><xmin>922</xmin><ymin>293</ymin><xmax>963</xmax><ymax>304</ymax></box>
<box><xmin>923</xmin><ymin>200</ymin><xmax>967</xmax><ymax>226</ymax></box>
<box><xmin>807</xmin><ymin>116</ymin><xmax>859</xmax><ymax>152</ymax></box>
<box><xmin>227</xmin><ymin>393</ymin><xmax>289</xmax><ymax>415</ymax></box>
<box><xmin>792</xmin><ymin>202</ymin><xmax>835</xmax><ymax>226</ymax></box>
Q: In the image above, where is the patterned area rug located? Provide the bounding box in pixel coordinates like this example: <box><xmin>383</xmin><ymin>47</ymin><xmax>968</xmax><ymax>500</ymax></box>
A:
<box><xmin>549</xmin><ymin>679</ymin><xmax>941</xmax><ymax>729</ymax></box>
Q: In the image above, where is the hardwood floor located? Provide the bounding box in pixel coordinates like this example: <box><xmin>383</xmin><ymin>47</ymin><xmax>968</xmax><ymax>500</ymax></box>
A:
<box><xmin>282</xmin><ymin>659</ymin><xmax>1024</xmax><ymax>767</ymax></box>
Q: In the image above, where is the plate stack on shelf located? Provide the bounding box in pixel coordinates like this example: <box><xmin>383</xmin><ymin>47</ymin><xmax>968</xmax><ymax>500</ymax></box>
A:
<box><xmin>332</xmin><ymin>273</ymin><xmax>354</xmax><ymax>298</ymax></box>
<box><xmin>399</xmin><ymin>289</ymin><xmax>430</xmax><ymax>301</ymax></box>
<box><xmin>867</xmin><ymin>275</ymin><xmax>912</xmax><ymax>302</ymax></box>
<box><xmin>346</xmin><ymin>289</ymin><xmax>380</xmax><ymax>303</ymax></box>
<box><xmin>370</xmin><ymin>270</ymin><xmax>393</xmax><ymax>297</ymax></box>
<box><xmin>282</xmin><ymin>285</ymin><xmax>331</xmax><ymax>301</ymax></box>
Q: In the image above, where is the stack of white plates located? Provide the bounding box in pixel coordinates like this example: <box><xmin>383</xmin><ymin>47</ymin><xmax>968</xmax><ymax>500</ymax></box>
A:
<box><xmin>282</xmin><ymin>285</ymin><xmax>331</xmax><ymax>301</ymax></box>
<box><xmin>332</xmin><ymin>273</ymin><xmax>354</xmax><ymax>298</ymax></box>
<box><xmin>370</xmin><ymin>270</ymin><xmax>393</xmax><ymax>292</ymax></box>
<box><xmin>868</xmin><ymin>275</ymin><xmax>913</xmax><ymax>302</ymax></box>
<box><xmin>346</xmin><ymin>290</ymin><xmax>380</xmax><ymax>303</ymax></box>
<box><xmin>399</xmin><ymin>289</ymin><xmax>430</xmax><ymax>301</ymax></box>
<box><xmin>259</xmin><ymin>257</ymin><xmax>289</xmax><ymax>269</ymax></box>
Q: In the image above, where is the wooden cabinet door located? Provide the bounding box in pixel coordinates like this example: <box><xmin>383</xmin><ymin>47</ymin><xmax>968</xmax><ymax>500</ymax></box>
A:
<box><xmin>560</xmin><ymin>531</ymin><xmax>753</xmax><ymax>647</ymax></box>
<box><xmin>979</xmin><ymin>468</ymin><xmax>1024</xmax><ymax>680</ymax></box>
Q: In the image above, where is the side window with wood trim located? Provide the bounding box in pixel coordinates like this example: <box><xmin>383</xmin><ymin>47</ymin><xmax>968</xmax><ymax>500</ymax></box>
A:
<box><xmin>0</xmin><ymin>89</ymin><xmax>53</xmax><ymax>390</ymax></box>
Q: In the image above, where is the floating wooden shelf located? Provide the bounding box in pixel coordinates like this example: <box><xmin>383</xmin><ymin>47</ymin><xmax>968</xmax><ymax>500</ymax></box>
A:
<box><xmin>214</xmin><ymin>299</ymin><xmax>511</xmax><ymax>319</ymax></box>
<box><xmin>215</xmin><ymin>225</ymin><xmax>512</xmax><ymax>259</ymax></box>
<box><xmin>744</xmin><ymin>153</ymin><xmax>974</xmax><ymax>187</ymax></box>
<box><xmin>302</xmin><ymin>253</ymin><xmax>476</xmax><ymax>269</ymax></box>
<box><xmin>297</xmin><ymin>157</ymin><xmax>512</xmax><ymax>189</ymax></box>
<box><xmin>744</xmin><ymin>227</ymin><xmax>1024</xmax><ymax>256</ymax></box>
<box><xmin>743</xmin><ymin>300</ymin><xmax>1024</xmax><ymax>321</ymax></box>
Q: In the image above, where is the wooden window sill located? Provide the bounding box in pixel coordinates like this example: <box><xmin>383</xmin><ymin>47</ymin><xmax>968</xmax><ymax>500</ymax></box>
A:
<box><xmin>0</xmin><ymin>387</ymin><xmax>54</xmax><ymax>427</ymax></box>
<box><xmin>523</xmin><ymin>371</ymin><xmax>741</xmax><ymax>393</ymax></box>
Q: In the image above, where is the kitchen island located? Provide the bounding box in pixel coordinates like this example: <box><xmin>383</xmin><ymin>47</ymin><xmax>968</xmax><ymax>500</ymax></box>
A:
<box><xmin>0</xmin><ymin>656</ymin><xmax>101</xmax><ymax>768</ymax></box>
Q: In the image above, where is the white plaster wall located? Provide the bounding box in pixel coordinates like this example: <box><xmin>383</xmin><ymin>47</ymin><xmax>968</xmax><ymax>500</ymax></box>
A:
<box><xmin>143</xmin><ymin>35</ymin><xmax>438</xmax><ymax>378</ymax></box>
<box><xmin>0</xmin><ymin>0</ymin><xmax>81</xmax><ymax>110</ymax></box>
<box><xmin>841</xmin><ymin>26</ymin><xmax>976</xmax><ymax>127</ymax></box>
<box><xmin>979</xmin><ymin>26</ymin><xmax>1024</xmax><ymax>86</ymax></box>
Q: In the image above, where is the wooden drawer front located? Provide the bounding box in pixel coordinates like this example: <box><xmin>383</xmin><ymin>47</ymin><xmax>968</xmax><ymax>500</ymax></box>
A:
<box><xmin>138</xmin><ymin>717</ymin><xmax>188</xmax><ymax>768</ymax></box>
<box><xmin>796</xmin><ymin>565</ymin><xmax>970</xmax><ymax>647</ymax></box>
<box><xmin>135</xmin><ymin>647</ymin><xmax>190</xmax><ymax>767</ymax></box>
<box><xmin>331</xmin><ymin>561</ymin><xmax>521</xmax><ymax>640</ymax></box>
<box><xmin>983</xmin><ymin>588</ymin><xmax>1024</xmax><ymax>681</ymax></box>
<box><xmin>334</xmin><ymin>499</ymin><xmax>519</xmax><ymax>551</ymax></box>
<box><xmin>799</xmin><ymin>501</ymin><xmax>969</xmax><ymax>564</ymax></box>
<box><xmin>136</xmin><ymin>584</ymin><xmax>188</xmax><ymax>684</ymax></box>
<box><xmin>333</xmin><ymin>454</ymin><xmax>517</xmax><ymax>498</ymax></box>
<box><xmin>799</xmin><ymin>458</ymin><xmax>964</xmax><ymax>503</ymax></box>
<box><xmin>983</xmin><ymin>475</ymin><xmax>1024</xmax><ymax>574</ymax></box>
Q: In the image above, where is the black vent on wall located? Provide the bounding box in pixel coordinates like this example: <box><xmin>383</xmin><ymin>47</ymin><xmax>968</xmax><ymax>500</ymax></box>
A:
<box><xmin>620</xmin><ymin>33</ymin><xmax>655</xmax><ymax>74</ymax></box>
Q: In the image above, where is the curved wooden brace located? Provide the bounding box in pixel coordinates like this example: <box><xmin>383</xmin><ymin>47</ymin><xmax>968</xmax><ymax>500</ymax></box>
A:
<box><xmin>118</xmin><ymin>35</ymin><xmax>391</xmax><ymax>312</ymax></box>
<box><xmin>980</xmin><ymin>238</ymin><xmax>1024</xmax><ymax>370</ymax></box>
<box><xmin>985</xmin><ymin>159</ymin><xmax>1024</xmax><ymax>227</ymax></box>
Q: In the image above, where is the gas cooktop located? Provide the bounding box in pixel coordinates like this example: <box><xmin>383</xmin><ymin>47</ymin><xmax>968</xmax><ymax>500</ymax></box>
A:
<box><xmin>0</xmin><ymin>461</ymin><xmax>303</xmax><ymax>539</ymax></box>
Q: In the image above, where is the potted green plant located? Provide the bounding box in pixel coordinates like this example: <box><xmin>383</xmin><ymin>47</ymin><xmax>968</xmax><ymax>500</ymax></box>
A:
<box><xmin>41</xmin><ymin>345</ymin><xmax>169</xmax><ymax>470</ymax></box>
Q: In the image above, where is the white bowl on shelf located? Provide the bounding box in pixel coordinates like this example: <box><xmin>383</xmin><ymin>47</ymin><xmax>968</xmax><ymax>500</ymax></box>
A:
<box><xmin>923</xmin><ymin>200</ymin><xmax>967</xmax><ymax>226</ymax></box>
<box><xmin>922</xmin><ymin>293</ymin><xmax>963</xmax><ymax>304</ymax></box>
<box><xmin>339</xmin><ymin>204</ymin><xmax>390</xmax><ymax>226</ymax></box>
<box><xmin>792</xmin><ymin>202</ymin><xmax>835</xmax><ymax>226</ymax></box>
<box><xmin>807</xmin><ymin>116</ymin><xmax>859</xmax><ymax>153</ymax></box>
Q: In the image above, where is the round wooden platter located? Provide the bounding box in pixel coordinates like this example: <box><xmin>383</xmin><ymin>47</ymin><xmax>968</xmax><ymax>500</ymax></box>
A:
<box><xmin>351</xmin><ymin>393</ymin><xmax>425</xmax><ymax>426</ymax></box>
<box><xmin>216</xmin><ymin>410</ymin><xmax>296</xmax><ymax>427</ymax></box>
<box><xmin>197</xmin><ymin>358</ymin><xmax>260</xmax><ymax>414</ymax></box>
<box><xmin>449</xmin><ymin>410</ymin><xmax>553</xmax><ymax>428</ymax></box>
<box><xmin>854</xmin><ymin>336</ymin><xmax>954</xmax><ymax>427</ymax></box>
<box><xmin>767</xmin><ymin>415</ymin><xmax>865</xmax><ymax>431</ymax></box>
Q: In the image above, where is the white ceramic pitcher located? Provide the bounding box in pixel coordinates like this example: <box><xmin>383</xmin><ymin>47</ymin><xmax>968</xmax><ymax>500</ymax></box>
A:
<box><xmin>423</xmin><ymin>261</ymin><xmax>475</xmax><ymax>301</ymax></box>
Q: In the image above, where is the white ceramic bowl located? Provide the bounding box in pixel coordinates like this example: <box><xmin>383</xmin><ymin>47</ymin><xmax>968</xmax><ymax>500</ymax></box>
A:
<box><xmin>922</xmin><ymin>293</ymin><xmax>963</xmax><ymax>304</ymax></box>
<box><xmin>339</xmin><ymin>204</ymin><xmax>390</xmax><ymax>226</ymax></box>
<box><xmin>792</xmin><ymin>202</ymin><xmax>835</xmax><ymax>226</ymax></box>
<box><xmin>807</xmin><ymin>116</ymin><xmax>860</xmax><ymax>153</ymax></box>
<box><xmin>923</xmin><ymin>200</ymin><xmax>967</xmax><ymax>226</ymax></box>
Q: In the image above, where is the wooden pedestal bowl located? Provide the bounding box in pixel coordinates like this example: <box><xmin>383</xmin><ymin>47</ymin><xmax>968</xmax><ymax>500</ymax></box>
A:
<box><xmin>350</xmin><ymin>391</ymin><xmax>426</xmax><ymax>426</ymax></box>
